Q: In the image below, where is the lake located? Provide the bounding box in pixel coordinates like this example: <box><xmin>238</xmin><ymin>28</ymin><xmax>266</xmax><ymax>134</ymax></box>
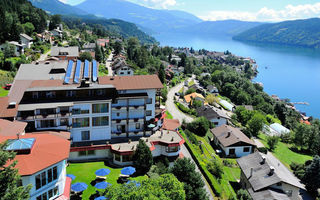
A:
<box><xmin>154</xmin><ymin>32</ymin><xmax>320</xmax><ymax>118</ymax></box>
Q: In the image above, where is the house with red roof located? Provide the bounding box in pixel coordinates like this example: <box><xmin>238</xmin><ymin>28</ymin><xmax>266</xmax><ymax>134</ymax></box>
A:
<box><xmin>1</xmin><ymin>133</ymin><xmax>71</xmax><ymax>200</ymax></box>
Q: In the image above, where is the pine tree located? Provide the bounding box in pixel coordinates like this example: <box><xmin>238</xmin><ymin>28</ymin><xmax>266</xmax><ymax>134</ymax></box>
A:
<box><xmin>158</xmin><ymin>64</ymin><xmax>166</xmax><ymax>84</ymax></box>
<box><xmin>133</xmin><ymin>139</ymin><xmax>153</xmax><ymax>175</ymax></box>
<box><xmin>0</xmin><ymin>142</ymin><xmax>31</xmax><ymax>200</ymax></box>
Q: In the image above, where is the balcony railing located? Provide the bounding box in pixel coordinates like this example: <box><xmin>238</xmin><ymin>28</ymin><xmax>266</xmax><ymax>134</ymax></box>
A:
<box><xmin>17</xmin><ymin>115</ymin><xmax>35</xmax><ymax>121</ymax></box>
<box><xmin>35</xmin><ymin>113</ymin><xmax>57</xmax><ymax>119</ymax></box>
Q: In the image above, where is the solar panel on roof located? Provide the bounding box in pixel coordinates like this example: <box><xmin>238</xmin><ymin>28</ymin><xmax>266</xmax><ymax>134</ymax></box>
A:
<box><xmin>6</xmin><ymin>138</ymin><xmax>35</xmax><ymax>151</ymax></box>
<box><xmin>84</xmin><ymin>60</ymin><xmax>89</xmax><ymax>79</ymax></box>
<box><xmin>64</xmin><ymin>60</ymin><xmax>74</xmax><ymax>84</ymax></box>
<box><xmin>92</xmin><ymin>60</ymin><xmax>98</xmax><ymax>82</ymax></box>
<box><xmin>74</xmin><ymin>60</ymin><xmax>81</xmax><ymax>84</ymax></box>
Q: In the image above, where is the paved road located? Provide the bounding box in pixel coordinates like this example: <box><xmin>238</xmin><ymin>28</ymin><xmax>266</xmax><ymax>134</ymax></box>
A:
<box><xmin>181</xmin><ymin>144</ymin><xmax>215</xmax><ymax>200</ymax></box>
<box><xmin>167</xmin><ymin>80</ymin><xmax>214</xmax><ymax>200</ymax></box>
<box><xmin>106</xmin><ymin>53</ymin><xmax>113</xmax><ymax>76</ymax></box>
<box><xmin>165</xmin><ymin>81</ymin><xmax>194</xmax><ymax>123</ymax></box>
<box><xmin>38</xmin><ymin>50</ymin><xmax>51</xmax><ymax>61</ymax></box>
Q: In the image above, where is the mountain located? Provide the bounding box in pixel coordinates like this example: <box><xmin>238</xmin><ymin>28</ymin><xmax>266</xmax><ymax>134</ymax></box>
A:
<box><xmin>233</xmin><ymin>18</ymin><xmax>320</xmax><ymax>49</ymax></box>
<box><xmin>76</xmin><ymin>0</ymin><xmax>202</xmax><ymax>33</ymax></box>
<box><xmin>164</xmin><ymin>10</ymin><xmax>203</xmax><ymax>24</ymax></box>
<box><xmin>29</xmin><ymin>0</ymin><xmax>87</xmax><ymax>15</ymax></box>
<box><xmin>62</xmin><ymin>15</ymin><xmax>157</xmax><ymax>43</ymax></box>
<box><xmin>174</xmin><ymin>20</ymin><xmax>264</xmax><ymax>36</ymax></box>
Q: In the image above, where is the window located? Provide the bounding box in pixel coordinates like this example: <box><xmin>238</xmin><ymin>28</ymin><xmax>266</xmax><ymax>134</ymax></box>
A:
<box><xmin>81</xmin><ymin>131</ymin><xmax>90</xmax><ymax>141</ymax></box>
<box><xmin>41</xmin><ymin>193</ymin><xmax>47</xmax><ymax>200</ymax></box>
<box><xmin>92</xmin><ymin>116</ymin><xmax>109</xmax><ymax>126</ymax></box>
<box><xmin>41</xmin><ymin>171</ymin><xmax>46</xmax><ymax>187</ymax></box>
<box><xmin>114</xmin><ymin>154</ymin><xmax>121</xmax><ymax>161</ymax></box>
<box><xmin>243</xmin><ymin>147</ymin><xmax>250</xmax><ymax>152</ymax></box>
<box><xmin>146</xmin><ymin>98</ymin><xmax>152</xmax><ymax>104</ymax></box>
<box><xmin>229</xmin><ymin>148</ymin><xmax>235</xmax><ymax>155</ymax></box>
<box><xmin>33</xmin><ymin>92</ymin><xmax>39</xmax><ymax>99</ymax></box>
<box><xmin>48</xmin><ymin>168</ymin><xmax>53</xmax><ymax>183</ymax></box>
<box><xmin>92</xmin><ymin>103</ymin><xmax>109</xmax><ymax>113</ymax></box>
<box><xmin>53</xmin><ymin>166</ymin><xmax>57</xmax><ymax>180</ymax></box>
<box><xmin>66</xmin><ymin>90</ymin><xmax>76</xmax><ymax>97</ymax></box>
<box><xmin>79</xmin><ymin>150</ymin><xmax>95</xmax><ymax>156</ymax></box>
<box><xmin>136</xmin><ymin>123</ymin><xmax>140</xmax><ymax>129</ymax></box>
<box><xmin>48</xmin><ymin>190</ymin><xmax>53</xmax><ymax>199</ymax></box>
<box><xmin>36</xmin><ymin>174</ymin><xmax>41</xmax><ymax>189</ymax></box>
<box><xmin>60</xmin><ymin>118</ymin><xmax>69</xmax><ymax>126</ymax></box>
<box><xmin>122</xmin><ymin>154</ymin><xmax>133</xmax><ymax>162</ymax></box>
<box><xmin>214</xmin><ymin>122</ymin><xmax>219</xmax><ymax>126</ymax></box>
<box><xmin>72</xmin><ymin>118</ymin><xmax>89</xmax><ymax>128</ymax></box>
<box><xmin>46</xmin><ymin>91</ymin><xmax>56</xmax><ymax>98</ymax></box>
<box><xmin>96</xmin><ymin>89</ymin><xmax>106</xmax><ymax>96</ymax></box>
<box><xmin>166</xmin><ymin>146</ymin><xmax>179</xmax><ymax>153</ymax></box>
<box><xmin>127</xmin><ymin>71</ymin><xmax>131</xmax><ymax>74</ymax></box>
<box><xmin>120</xmin><ymin>72</ymin><xmax>124</xmax><ymax>75</ymax></box>
<box><xmin>35</xmin><ymin>165</ymin><xmax>57</xmax><ymax>191</ymax></box>
<box><xmin>117</xmin><ymin>113</ymin><xmax>120</xmax><ymax>117</ymax></box>
<box><xmin>146</xmin><ymin>110</ymin><xmax>152</xmax><ymax>116</ymax></box>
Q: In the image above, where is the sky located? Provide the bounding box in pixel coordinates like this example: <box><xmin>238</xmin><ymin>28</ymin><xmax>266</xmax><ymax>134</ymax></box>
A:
<box><xmin>61</xmin><ymin>0</ymin><xmax>320</xmax><ymax>22</ymax></box>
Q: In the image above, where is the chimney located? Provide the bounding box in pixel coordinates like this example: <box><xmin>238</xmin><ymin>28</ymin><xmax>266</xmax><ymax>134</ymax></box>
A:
<box><xmin>261</xmin><ymin>155</ymin><xmax>266</xmax><ymax>164</ymax></box>
<box><xmin>8</xmin><ymin>102</ymin><xmax>16</xmax><ymax>109</ymax></box>
<box><xmin>227</xmin><ymin>131</ymin><xmax>231</xmax><ymax>138</ymax></box>
<box><xmin>269</xmin><ymin>166</ymin><xmax>275</xmax><ymax>176</ymax></box>
<box><xmin>249</xmin><ymin>167</ymin><xmax>253</xmax><ymax>178</ymax></box>
<box><xmin>80</xmin><ymin>79</ymin><xmax>90</xmax><ymax>88</ymax></box>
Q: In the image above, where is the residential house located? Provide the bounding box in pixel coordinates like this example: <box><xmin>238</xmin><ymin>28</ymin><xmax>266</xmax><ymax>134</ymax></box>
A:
<box><xmin>219</xmin><ymin>100</ymin><xmax>235</xmax><ymax>111</ymax></box>
<box><xmin>211</xmin><ymin>125</ymin><xmax>255</xmax><ymax>157</ymax></box>
<box><xmin>112</xmin><ymin>58</ymin><xmax>134</xmax><ymax>76</ymax></box>
<box><xmin>237</xmin><ymin>152</ymin><xmax>305</xmax><ymax>200</ymax></box>
<box><xmin>20</xmin><ymin>33</ymin><xmax>33</xmax><ymax>49</ymax></box>
<box><xmin>97</xmin><ymin>38</ymin><xmax>109</xmax><ymax>48</ymax></box>
<box><xmin>184</xmin><ymin>92</ymin><xmax>205</xmax><ymax>104</ymax></box>
<box><xmin>0</xmin><ymin>41</ymin><xmax>24</xmax><ymax>56</ymax></box>
<box><xmin>207</xmin><ymin>85</ymin><xmax>219</xmax><ymax>94</ymax></box>
<box><xmin>51</xmin><ymin>29</ymin><xmax>63</xmax><ymax>38</ymax></box>
<box><xmin>0</xmin><ymin>133</ymin><xmax>71</xmax><ymax>200</ymax></box>
<box><xmin>83</xmin><ymin>43</ymin><xmax>96</xmax><ymax>52</ymax></box>
<box><xmin>51</xmin><ymin>46</ymin><xmax>79</xmax><ymax>60</ymax></box>
<box><xmin>196</xmin><ymin>105</ymin><xmax>230</xmax><ymax>127</ymax></box>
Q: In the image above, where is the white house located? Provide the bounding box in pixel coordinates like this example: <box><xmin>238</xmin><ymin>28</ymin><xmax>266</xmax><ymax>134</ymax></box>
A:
<box><xmin>237</xmin><ymin>152</ymin><xmax>305</xmax><ymax>200</ymax></box>
<box><xmin>20</xmin><ymin>33</ymin><xmax>33</xmax><ymax>49</ymax></box>
<box><xmin>1</xmin><ymin>133</ymin><xmax>71</xmax><ymax>200</ymax></box>
<box><xmin>0</xmin><ymin>41</ymin><xmax>24</xmax><ymax>56</ymax></box>
<box><xmin>51</xmin><ymin>29</ymin><xmax>63</xmax><ymax>38</ymax></box>
<box><xmin>112</xmin><ymin>58</ymin><xmax>134</xmax><ymax>76</ymax></box>
<box><xmin>211</xmin><ymin>125</ymin><xmax>255</xmax><ymax>157</ymax></box>
<box><xmin>196</xmin><ymin>105</ymin><xmax>230</xmax><ymax>127</ymax></box>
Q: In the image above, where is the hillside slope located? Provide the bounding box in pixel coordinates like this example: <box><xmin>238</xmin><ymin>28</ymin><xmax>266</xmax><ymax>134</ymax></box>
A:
<box><xmin>29</xmin><ymin>0</ymin><xmax>87</xmax><ymax>15</ymax></box>
<box><xmin>233</xmin><ymin>18</ymin><xmax>320</xmax><ymax>48</ymax></box>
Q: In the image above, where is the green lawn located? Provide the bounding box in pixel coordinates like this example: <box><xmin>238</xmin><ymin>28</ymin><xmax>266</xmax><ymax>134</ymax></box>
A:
<box><xmin>0</xmin><ymin>87</ymin><xmax>9</xmax><ymax>97</ymax></box>
<box><xmin>188</xmin><ymin>80</ymin><xmax>195</xmax><ymax>87</ymax></box>
<box><xmin>67</xmin><ymin>162</ymin><xmax>148</xmax><ymax>199</ymax></box>
<box><xmin>258</xmin><ymin>134</ymin><xmax>312</xmax><ymax>168</ymax></box>
<box><xmin>98</xmin><ymin>64</ymin><xmax>108</xmax><ymax>76</ymax></box>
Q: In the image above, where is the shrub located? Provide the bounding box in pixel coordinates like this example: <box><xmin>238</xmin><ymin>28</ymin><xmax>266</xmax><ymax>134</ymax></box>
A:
<box><xmin>186</xmin><ymin>117</ymin><xmax>211</xmax><ymax>136</ymax></box>
<box><xmin>236</xmin><ymin>189</ymin><xmax>252</xmax><ymax>200</ymax></box>
<box><xmin>207</xmin><ymin>159</ymin><xmax>224</xmax><ymax>179</ymax></box>
<box><xmin>184</xmin><ymin>129</ymin><xmax>198</xmax><ymax>144</ymax></box>
<box><xmin>267</xmin><ymin>136</ymin><xmax>280</xmax><ymax>152</ymax></box>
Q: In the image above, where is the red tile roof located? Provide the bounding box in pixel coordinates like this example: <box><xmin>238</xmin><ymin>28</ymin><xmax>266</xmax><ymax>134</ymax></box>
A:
<box><xmin>162</xmin><ymin>118</ymin><xmax>180</xmax><ymax>131</ymax></box>
<box><xmin>1</xmin><ymin>133</ymin><xmax>70</xmax><ymax>176</ymax></box>
<box><xmin>28</xmin><ymin>131</ymin><xmax>71</xmax><ymax>140</ymax></box>
<box><xmin>8</xmin><ymin>80</ymin><xmax>33</xmax><ymax>104</ymax></box>
<box><xmin>29</xmin><ymin>80</ymin><xmax>66</xmax><ymax>88</ymax></box>
<box><xmin>0</xmin><ymin>97</ymin><xmax>18</xmax><ymax>118</ymax></box>
<box><xmin>0</xmin><ymin>119</ymin><xmax>27</xmax><ymax>136</ymax></box>
<box><xmin>99</xmin><ymin>75</ymin><xmax>163</xmax><ymax>90</ymax></box>
<box><xmin>56</xmin><ymin>177</ymin><xmax>71</xmax><ymax>200</ymax></box>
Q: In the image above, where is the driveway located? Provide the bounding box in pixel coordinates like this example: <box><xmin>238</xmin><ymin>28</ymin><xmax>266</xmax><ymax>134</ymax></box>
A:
<box><xmin>37</xmin><ymin>50</ymin><xmax>51</xmax><ymax>61</ymax></box>
<box><xmin>165</xmin><ymin>81</ymin><xmax>194</xmax><ymax>123</ymax></box>
<box><xmin>106</xmin><ymin>53</ymin><xmax>113</xmax><ymax>76</ymax></box>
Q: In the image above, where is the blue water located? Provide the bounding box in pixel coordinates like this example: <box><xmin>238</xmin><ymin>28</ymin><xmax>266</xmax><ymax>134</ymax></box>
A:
<box><xmin>154</xmin><ymin>33</ymin><xmax>320</xmax><ymax>118</ymax></box>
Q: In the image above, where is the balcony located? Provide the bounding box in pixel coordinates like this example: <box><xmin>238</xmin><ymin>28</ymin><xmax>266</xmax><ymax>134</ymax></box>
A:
<box><xmin>128</xmin><ymin>118</ymin><xmax>144</xmax><ymax>123</ymax></box>
<box><xmin>112</xmin><ymin>106</ymin><xmax>127</xmax><ymax>111</ymax></box>
<box><xmin>129</xmin><ymin>105</ymin><xmax>145</xmax><ymax>110</ymax></box>
<box><xmin>57</xmin><ymin>112</ymin><xmax>72</xmax><ymax>117</ymax></box>
<box><xmin>112</xmin><ymin>118</ymin><xmax>127</xmax><ymax>123</ymax></box>
<box><xmin>35</xmin><ymin>113</ymin><xmax>57</xmax><ymax>119</ymax></box>
<box><xmin>17</xmin><ymin>115</ymin><xmax>35</xmax><ymax>121</ymax></box>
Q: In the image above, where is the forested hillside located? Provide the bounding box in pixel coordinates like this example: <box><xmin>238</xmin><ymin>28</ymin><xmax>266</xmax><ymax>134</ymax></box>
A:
<box><xmin>0</xmin><ymin>0</ymin><xmax>47</xmax><ymax>43</ymax></box>
<box><xmin>29</xmin><ymin>0</ymin><xmax>86</xmax><ymax>15</ymax></box>
<box><xmin>233</xmin><ymin>18</ymin><xmax>320</xmax><ymax>48</ymax></box>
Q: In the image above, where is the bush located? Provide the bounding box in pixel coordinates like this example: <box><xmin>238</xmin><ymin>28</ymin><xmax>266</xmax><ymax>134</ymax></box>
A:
<box><xmin>207</xmin><ymin>159</ymin><xmax>224</xmax><ymax>179</ymax></box>
<box><xmin>184</xmin><ymin>129</ymin><xmax>198</xmax><ymax>144</ymax></box>
<box><xmin>236</xmin><ymin>189</ymin><xmax>252</xmax><ymax>200</ymax></box>
<box><xmin>257</xmin><ymin>147</ymin><xmax>268</xmax><ymax>154</ymax></box>
<box><xmin>186</xmin><ymin>117</ymin><xmax>212</xmax><ymax>136</ymax></box>
<box><xmin>175</xmin><ymin>102</ymin><xmax>196</xmax><ymax>116</ymax></box>
<box><xmin>223</xmin><ymin>159</ymin><xmax>233</xmax><ymax>167</ymax></box>
<box><xmin>267</xmin><ymin>136</ymin><xmax>280</xmax><ymax>152</ymax></box>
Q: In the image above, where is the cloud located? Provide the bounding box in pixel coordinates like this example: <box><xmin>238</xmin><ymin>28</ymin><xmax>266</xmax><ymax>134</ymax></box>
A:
<box><xmin>199</xmin><ymin>3</ymin><xmax>320</xmax><ymax>22</ymax></box>
<box><xmin>133</xmin><ymin>0</ymin><xmax>177</xmax><ymax>9</ymax></box>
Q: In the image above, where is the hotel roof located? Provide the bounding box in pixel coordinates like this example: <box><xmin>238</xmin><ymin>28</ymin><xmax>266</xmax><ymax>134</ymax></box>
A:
<box><xmin>99</xmin><ymin>75</ymin><xmax>163</xmax><ymax>90</ymax></box>
<box><xmin>0</xmin><ymin>119</ymin><xmax>27</xmax><ymax>137</ymax></box>
<box><xmin>1</xmin><ymin>133</ymin><xmax>70</xmax><ymax>176</ymax></box>
<box><xmin>51</xmin><ymin>46</ymin><xmax>79</xmax><ymax>57</ymax></box>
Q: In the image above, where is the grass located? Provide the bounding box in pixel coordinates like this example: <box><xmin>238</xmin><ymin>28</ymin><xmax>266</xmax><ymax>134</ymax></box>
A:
<box><xmin>258</xmin><ymin>134</ymin><xmax>312</xmax><ymax>169</ymax></box>
<box><xmin>179</xmin><ymin>128</ymin><xmax>238</xmax><ymax>199</ymax></box>
<box><xmin>0</xmin><ymin>69</ymin><xmax>14</xmax><ymax>87</ymax></box>
<box><xmin>67</xmin><ymin>162</ymin><xmax>148</xmax><ymax>199</ymax></box>
<box><xmin>165</xmin><ymin>111</ymin><xmax>173</xmax><ymax>119</ymax></box>
<box><xmin>98</xmin><ymin>64</ymin><xmax>108</xmax><ymax>76</ymax></box>
<box><xmin>0</xmin><ymin>87</ymin><xmax>9</xmax><ymax>97</ymax></box>
<box><xmin>188</xmin><ymin>80</ymin><xmax>195</xmax><ymax>87</ymax></box>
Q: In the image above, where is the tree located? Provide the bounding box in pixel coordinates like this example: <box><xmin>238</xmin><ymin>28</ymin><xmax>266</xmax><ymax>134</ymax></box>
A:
<box><xmin>186</xmin><ymin>117</ymin><xmax>211</xmax><ymax>136</ymax></box>
<box><xmin>304</xmin><ymin>156</ymin><xmax>320</xmax><ymax>193</ymax></box>
<box><xmin>95</xmin><ymin>44</ymin><xmax>103</xmax><ymax>62</ymax></box>
<box><xmin>21</xmin><ymin>22</ymin><xmax>35</xmax><ymax>36</ymax></box>
<box><xmin>207</xmin><ymin>159</ymin><xmax>224</xmax><ymax>179</ymax></box>
<box><xmin>158</xmin><ymin>64</ymin><xmax>165</xmax><ymax>84</ymax></box>
<box><xmin>133</xmin><ymin>139</ymin><xmax>153</xmax><ymax>175</ymax></box>
<box><xmin>161</xmin><ymin>85</ymin><xmax>168</xmax><ymax>102</ymax></box>
<box><xmin>3</xmin><ymin>42</ymin><xmax>15</xmax><ymax>58</ymax></box>
<box><xmin>113</xmin><ymin>41</ymin><xmax>122</xmax><ymax>55</ymax></box>
<box><xmin>205</xmin><ymin>94</ymin><xmax>218</xmax><ymax>105</ymax></box>
<box><xmin>79</xmin><ymin>52</ymin><xmax>93</xmax><ymax>62</ymax></box>
<box><xmin>105</xmin><ymin>174</ymin><xmax>185</xmax><ymax>200</ymax></box>
<box><xmin>171</xmin><ymin>158</ymin><xmax>208</xmax><ymax>200</ymax></box>
<box><xmin>237</xmin><ymin>189</ymin><xmax>252</xmax><ymax>200</ymax></box>
<box><xmin>0</xmin><ymin>142</ymin><xmax>31</xmax><ymax>199</ymax></box>
<box><xmin>246</xmin><ymin>112</ymin><xmax>266</xmax><ymax>137</ymax></box>
<box><xmin>267</xmin><ymin>136</ymin><xmax>279</xmax><ymax>151</ymax></box>
<box><xmin>49</xmin><ymin>15</ymin><xmax>61</xmax><ymax>31</ymax></box>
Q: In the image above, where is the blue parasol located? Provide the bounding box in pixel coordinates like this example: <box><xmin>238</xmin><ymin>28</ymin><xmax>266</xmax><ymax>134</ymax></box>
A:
<box><xmin>71</xmin><ymin>182</ymin><xmax>88</xmax><ymax>192</ymax></box>
<box><xmin>95</xmin><ymin>181</ymin><xmax>112</xmax><ymax>190</ymax></box>
<box><xmin>95</xmin><ymin>168</ymin><xmax>111</xmax><ymax>176</ymax></box>
<box><xmin>121</xmin><ymin>166</ymin><xmax>136</xmax><ymax>175</ymax></box>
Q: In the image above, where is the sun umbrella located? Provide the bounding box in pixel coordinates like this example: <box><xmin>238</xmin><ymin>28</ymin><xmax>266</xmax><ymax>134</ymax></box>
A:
<box><xmin>121</xmin><ymin>166</ymin><xmax>136</xmax><ymax>175</ymax></box>
<box><xmin>95</xmin><ymin>181</ymin><xmax>112</xmax><ymax>190</ymax></box>
<box><xmin>71</xmin><ymin>182</ymin><xmax>88</xmax><ymax>192</ymax></box>
<box><xmin>95</xmin><ymin>168</ymin><xmax>111</xmax><ymax>176</ymax></box>
<box><xmin>66</xmin><ymin>174</ymin><xmax>76</xmax><ymax>180</ymax></box>
<box><xmin>94</xmin><ymin>196</ymin><xmax>107</xmax><ymax>200</ymax></box>
<box><xmin>126</xmin><ymin>180</ymin><xmax>141</xmax><ymax>187</ymax></box>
